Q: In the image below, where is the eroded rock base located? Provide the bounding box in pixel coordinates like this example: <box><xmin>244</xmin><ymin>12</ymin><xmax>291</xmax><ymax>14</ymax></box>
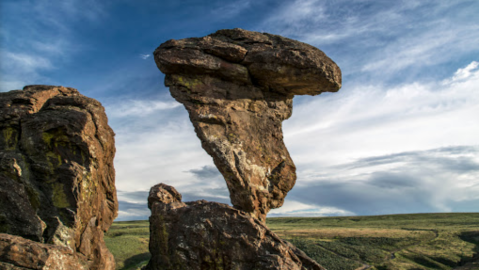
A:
<box><xmin>146</xmin><ymin>183</ymin><xmax>325</xmax><ymax>270</ymax></box>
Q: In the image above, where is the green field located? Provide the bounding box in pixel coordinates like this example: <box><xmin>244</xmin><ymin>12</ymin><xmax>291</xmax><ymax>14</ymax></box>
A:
<box><xmin>105</xmin><ymin>213</ymin><xmax>479</xmax><ymax>270</ymax></box>
<box><xmin>105</xmin><ymin>220</ymin><xmax>151</xmax><ymax>270</ymax></box>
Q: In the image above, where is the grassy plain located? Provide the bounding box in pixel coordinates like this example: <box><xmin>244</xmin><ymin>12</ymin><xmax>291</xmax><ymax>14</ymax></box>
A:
<box><xmin>105</xmin><ymin>213</ymin><xmax>479</xmax><ymax>270</ymax></box>
<box><xmin>105</xmin><ymin>220</ymin><xmax>150</xmax><ymax>270</ymax></box>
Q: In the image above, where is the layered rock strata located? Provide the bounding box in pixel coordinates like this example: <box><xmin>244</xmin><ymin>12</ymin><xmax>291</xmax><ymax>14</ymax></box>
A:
<box><xmin>154</xmin><ymin>28</ymin><xmax>341</xmax><ymax>221</ymax></box>
<box><xmin>0</xmin><ymin>85</ymin><xmax>117</xmax><ymax>269</ymax></box>
<box><xmin>146</xmin><ymin>183</ymin><xmax>325</xmax><ymax>270</ymax></box>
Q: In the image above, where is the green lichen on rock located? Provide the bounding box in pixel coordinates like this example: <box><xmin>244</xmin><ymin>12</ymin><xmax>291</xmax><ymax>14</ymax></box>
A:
<box><xmin>42</xmin><ymin>129</ymin><xmax>71</xmax><ymax>149</ymax></box>
<box><xmin>174</xmin><ymin>75</ymin><xmax>203</xmax><ymax>90</ymax></box>
<box><xmin>2</xmin><ymin>127</ymin><xmax>18</xmax><ymax>150</ymax></box>
<box><xmin>25</xmin><ymin>185</ymin><xmax>41</xmax><ymax>211</ymax></box>
<box><xmin>51</xmin><ymin>182</ymin><xmax>71</xmax><ymax>208</ymax></box>
<box><xmin>45</xmin><ymin>151</ymin><xmax>62</xmax><ymax>173</ymax></box>
<box><xmin>0</xmin><ymin>215</ymin><xmax>9</xmax><ymax>233</ymax></box>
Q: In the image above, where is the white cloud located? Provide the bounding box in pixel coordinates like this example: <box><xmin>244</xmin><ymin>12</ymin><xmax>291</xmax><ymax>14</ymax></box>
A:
<box><xmin>361</xmin><ymin>27</ymin><xmax>479</xmax><ymax>75</ymax></box>
<box><xmin>262</xmin><ymin>0</ymin><xmax>326</xmax><ymax>32</ymax></box>
<box><xmin>110</xmin><ymin>100</ymin><xmax>216</xmax><ymax>194</ymax></box>
<box><xmin>284</xmin><ymin>61</ymin><xmax>479</xmax><ymax>167</ymax></box>
<box><xmin>0</xmin><ymin>0</ymin><xmax>105</xmax><ymax>91</ymax></box>
<box><xmin>106</xmin><ymin>99</ymin><xmax>180</xmax><ymax>118</ymax></box>
<box><xmin>211</xmin><ymin>0</ymin><xmax>251</xmax><ymax>19</ymax></box>
<box><xmin>0</xmin><ymin>51</ymin><xmax>54</xmax><ymax>91</ymax></box>
<box><xmin>4</xmin><ymin>52</ymin><xmax>52</xmax><ymax>71</ymax></box>
<box><xmin>116</xmin><ymin>209</ymin><xmax>150</xmax><ymax>221</ymax></box>
<box><xmin>269</xmin><ymin>200</ymin><xmax>354</xmax><ymax>217</ymax></box>
<box><xmin>448</xmin><ymin>61</ymin><xmax>479</xmax><ymax>83</ymax></box>
<box><xmin>140</xmin><ymin>54</ymin><xmax>151</xmax><ymax>60</ymax></box>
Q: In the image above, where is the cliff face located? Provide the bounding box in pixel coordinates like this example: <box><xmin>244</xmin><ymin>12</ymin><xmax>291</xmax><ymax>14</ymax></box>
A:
<box><xmin>146</xmin><ymin>183</ymin><xmax>325</xmax><ymax>270</ymax></box>
<box><xmin>154</xmin><ymin>28</ymin><xmax>341</xmax><ymax>221</ymax></box>
<box><xmin>0</xmin><ymin>85</ymin><xmax>117</xmax><ymax>269</ymax></box>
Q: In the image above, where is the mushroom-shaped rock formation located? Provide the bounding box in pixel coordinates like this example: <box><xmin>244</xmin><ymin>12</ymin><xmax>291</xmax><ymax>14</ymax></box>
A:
<box><xmin>146</xmin><ymin>183</ymin><xmax>325</xmax><ymax>270</ymax></box>
<box><xmin>0</xmin><ymin>85</ymin><xmax>117</xmax><ymax>269</ymax></box>
<box><xmin>154</xmin><ymin>28</ymin><xmax>341</xmax><ymax>221</ymax></box>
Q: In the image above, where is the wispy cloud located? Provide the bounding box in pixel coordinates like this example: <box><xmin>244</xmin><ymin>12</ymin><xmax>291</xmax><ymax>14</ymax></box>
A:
<box><xmin>259</xmin><ymin>0</ymin><xmax>479</xmax><ymax>81</ymax></box>
<box><xmin>361</xmin><ymin>27</ymin><xmax>479</xmax><ymax>75</ymax></box>
<box><xmin>447</xmin><ymin>61</ymin><xmax>479</xmax><ymax>83</ymax></box>
<box><xmin>140</xmin><ymin>54</ymin><xmax>151</xmax><ymax>60</ymax></box>
<box><xmin>211</xmin><ymin>0</ymin><xmax>251</xmax><ymax>19</ymax></box>
<box><xmin>0</xmin><ymin>0</ymin><xmax>106</xmax><ymax>91</ymax></box>
<box><xmin>269</xmin><ymin>200</ymin><xmax>353</xmax><ymax>217</ymax></box>
<box><xmin>106</xmin><ymin>99</ymin><xmax>180</xmax><ymax>118</ymax></box>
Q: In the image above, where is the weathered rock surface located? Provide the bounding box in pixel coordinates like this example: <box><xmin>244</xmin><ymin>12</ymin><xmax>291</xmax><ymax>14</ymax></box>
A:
<box><xmin>146</xmin><ymin>183</ymin><xmax>325</xmax><ymax>270</ymax></box>
<box><xmin>154</xmin><ymin>28</ymin><xmax>341</xmax><ymax>221</ymax></box>
<box><xmin>0</xmin><ymin>85</ymin><xmax>117</xmax><ymax>269</ymax></box>
<box><xmin>0</xmin><ymin>233</ymin><xmax>88</xmax><ymax>269</ymax></box>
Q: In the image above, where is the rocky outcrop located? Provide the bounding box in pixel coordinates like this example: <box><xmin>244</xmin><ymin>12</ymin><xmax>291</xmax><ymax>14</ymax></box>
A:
<box><xmin>0</xmin><ymin>233</ymin><xmax>88</xmax><ymax>269</ymax></box>
<box><xmin>0</xmin><ymin>85</ymin><xmax>117</xmax><ymax>269</ymax></box>
<box><xmin>146</xmin><ymin>183</ymin><xmax>325</xmax><ymax>270</ymax></box>
<box><xmin>154</xmin><ymin>28</ymin><xmax>341</xmax><ymax>221</ymax></box>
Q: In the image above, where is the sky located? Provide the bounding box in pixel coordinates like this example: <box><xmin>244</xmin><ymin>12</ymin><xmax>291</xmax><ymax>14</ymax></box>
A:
<box><xmin>1</xmin><ymin>0</ymin><xmax>478</xmax><ymax>221</ymax></box>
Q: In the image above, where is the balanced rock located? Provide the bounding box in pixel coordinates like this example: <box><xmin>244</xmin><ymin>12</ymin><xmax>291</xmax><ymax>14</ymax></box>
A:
<box><xmin>146</xmin><ymin>183</ymin><xmax>325</xmax><ymax>270</ymax></box>
<box><xmin>0</xmin><ymin>85</ymin><xmax>117</xmax><ymax>269</ymax></box>
<box><xmin>154</xmin><ymin>28</ymin><xmax>341</xmax><ymax>221</ymax></box>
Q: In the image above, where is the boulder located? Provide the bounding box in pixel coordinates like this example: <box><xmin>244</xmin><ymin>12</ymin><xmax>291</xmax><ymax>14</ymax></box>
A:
<box><xmin>0</xmin><ymin>233</ymin><xmax>88</xmax><ymax>269</ymax></box>
<box><xmin>146</xmin><ymin>183</ymin><xmax>325</xmax><ymax>270</ymax></box>
<box><xmin>0</xmin><ymin>85</ymin><xmax>117</xmax><ymax>269</ymax></box>
<box><xmin>154</xmin><ymin>28</ymin><xmax>341</xmax><ymax>221</ymax></box>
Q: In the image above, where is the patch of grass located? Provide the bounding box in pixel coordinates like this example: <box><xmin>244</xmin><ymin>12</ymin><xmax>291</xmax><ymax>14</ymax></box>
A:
<box><xmin>288</xmin><ymin>238</ymin><xmax>363</xmax><ymax>270</ymax></box>
<box><xmin>105</xmin><ymin>220</ymin><xmax>150</xmax><ymax>270</ymax></box>
<box><xmin>268</xmin><ymin>213</ymin><xmax>479</xmax><ymax>270</ymax></box>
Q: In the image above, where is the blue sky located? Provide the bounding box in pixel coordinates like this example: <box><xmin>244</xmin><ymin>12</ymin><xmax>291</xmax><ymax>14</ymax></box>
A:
<box><xmin>1</xmin><ymin>0</ymin><xmax>478</xmax><ymax>221</ymax></box>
